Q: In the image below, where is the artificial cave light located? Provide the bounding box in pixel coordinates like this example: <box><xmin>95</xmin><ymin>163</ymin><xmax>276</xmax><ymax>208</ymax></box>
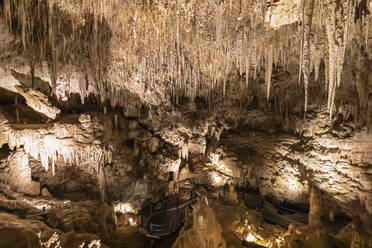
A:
<box><xmin>276</xmin><ymin>236</ymin><xmax>284</xmax><ymax>245</ymax></box>
<box><xmin>114</xmin><ymin>202</ymin><xmax>135</xmax><ymax>214</ymax></box>
<box><xmin>246</xmin><ymin>232</ymin><xmax>256</xmax><ymax>242</ymax></box>
<box><xmin>329</xmin><ymin>177</ymin><xmax>334</xmax><ymax>185</ymax></box>
<box><xmin>210</xmin><ymin>152</ymin><xmax>221</xmax><ymax>165</ymax></box>
<box><xmin>210</xmin><ymin>171</ymin><xmax>225</xmax><ymax>186</ymax></box>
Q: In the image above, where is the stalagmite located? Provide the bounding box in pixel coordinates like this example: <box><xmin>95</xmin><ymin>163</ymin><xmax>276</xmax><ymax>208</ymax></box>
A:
<box><xmin>228</xmin><ymin>183</ymin><xmax>239</xmax><ymax>204</ymax></box>
<box><xmin>309</xmin><ymin>186</ymin><xmax>323</xmax><ymax>229</ymax></box>
<box><xmin>180</xmin><ymin>142</ymin><xmax>189</xmax><ymax>161</ymax></box>
<box><xmin>173</xmin><ymin>196</ymin><xmax>227</xmax><ymax>248</ymax></box>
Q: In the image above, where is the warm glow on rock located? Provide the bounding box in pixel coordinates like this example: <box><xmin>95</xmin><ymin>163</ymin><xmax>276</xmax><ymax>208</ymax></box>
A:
<box><xmin>329</xmin><ymin>177</ymin><xmax>334</xmax><ymax>185</ymax></box>
<box><xmin>276</xmin><ymin>236</ymin><xmax>284</xmax><ymax>244</ymax></box>
<box><xmin>246</xmin><ymin>232</ymin><xmax>256</xmax><ymax>242</ymax></box>
<box><xmin>114</xmin><ymin>202</ymin><xmax>135</xmax><ymax>214</ymax></box>
<box><xmin>209</xmin><ymin>171</ymin><xmax>225</xmax><ymax>186</ymax></box>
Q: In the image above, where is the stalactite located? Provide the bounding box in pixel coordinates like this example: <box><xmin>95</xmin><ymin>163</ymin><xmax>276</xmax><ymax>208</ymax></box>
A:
<box><xmin>299</xmin><ymin>1</ymin><xmax>304</xmax><ymax>85</ymax></box>
<box><xmin>265</xmin><ymin>44</ymin><xmax>274</xmax><ymax>101</ymax></box>
<box><xmin>20</xmin><ymin>1</ymin><xmax>26</xmax><ymax>51</ymax></box>
<box><xmin>245</xmin><ymin>57</ymin><xmax>251</xmax><ymax>87</ymax></box>
<box><xmin>0</xmin><ymin>113</ymin><xmax>111</xmax><ymax>174</ymax></box>
<box><xmin>302</xmin><ymin>0</ymin><xmax>315</xmax><ymax>113</ymax></box>
<box><xmin>324</xmin><ymin>57</ymin><xmax>329</xmax><ymax>91</ymax></box>
<box><xmin>366</xmin><ymin>16</ymin><xmax>370</xmax><ymax>52</ymax></box>
<box><xmin>4</xmin><ymin>0</ymin><xmax>11</xmax><ymax>30</ymax></box>
<box><xmin>325</xmin><ymin>0</ymin><xmax>353</xmax><ymax>118</ymax></box>
<box><xmin>2</xmin><ymin>0</ymin><xmax>369</xmax><ymax>118</ymax></box>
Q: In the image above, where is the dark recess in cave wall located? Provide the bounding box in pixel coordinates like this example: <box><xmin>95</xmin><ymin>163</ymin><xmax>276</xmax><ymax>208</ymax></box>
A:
<box><xmin>0</xmin><ymin>144</ymin><xmax>11</xmax><ymax>161</ymax></box>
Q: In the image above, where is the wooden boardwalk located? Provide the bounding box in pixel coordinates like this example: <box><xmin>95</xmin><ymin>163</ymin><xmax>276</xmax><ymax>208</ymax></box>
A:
<box><xmin>237</xmin><ymin>189</ymin><xmax>309</xmax><ymax>228</ymax></box>
<box><xmin>139</xmin><ymin>192</ymin><xmax>199</xmax><ymax>237</ymax></box>
<box><xmin>209</xmin><ymin>185</ymin><xmax>309</xmax><ymax>228</ymax></box>
<box><xmin>139</xmin><ymin>186</ymin><xmax>309</xmax><ymax>238</ymax></box>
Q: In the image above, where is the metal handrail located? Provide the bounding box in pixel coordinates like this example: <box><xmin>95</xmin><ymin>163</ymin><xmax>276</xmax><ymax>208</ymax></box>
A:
<box><xmin>140</xmin><ymin>191</ymin><xmax>199</xmax><ymax>236</ymax></box>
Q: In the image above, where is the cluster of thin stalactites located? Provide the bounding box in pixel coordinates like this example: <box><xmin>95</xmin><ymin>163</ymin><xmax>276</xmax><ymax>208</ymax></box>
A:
<box><xmin>1</xmin><ymin>0</ymin><xmax>371</xmax><ymax>118</ymax></box>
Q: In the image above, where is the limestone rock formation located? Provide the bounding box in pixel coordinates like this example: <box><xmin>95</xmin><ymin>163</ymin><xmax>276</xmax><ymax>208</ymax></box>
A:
<box><xmin>228</xmin><ymin>183</ymin><xmax>239</xmax><ymax>205</ymax></box>
<box><xmin>0</xmin><ymin>193</ymin><xmax>108</xmax><ymax>248</ymax></box>
<box><xmin>308</xmin><ymin>186</ymin><xmax>323</xmax><ymax>229</ymax></box>
<box><xmin>173</xmin><ymin>196</ymin><xmax>227</xmax><ymax>248</ymax></box>
<box><xmin>0</xmin><ymin>149</ymin><xmax>40</xmax><ymax>195</ymax></box>
<box><xmin>219</xmin><ymin>108</ymin><xmax>372</xmax><ymax>217</ymax></box>
<box><xmin>0</xmin><ymin>0</ymin><xmax>371</xmax><ymax>247</ymax></box>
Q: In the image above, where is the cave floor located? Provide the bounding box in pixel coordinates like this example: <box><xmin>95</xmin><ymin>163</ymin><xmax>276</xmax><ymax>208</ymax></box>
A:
<box><xmin>108</xmin><ymin>187</ymin><xmax>354</xmax><ymax>247</ymax></box>
<box><xmin>109</xmin><ymin>226</ymin><xmax>180</xmax><ymax>248</ymax></box>
<box><xmin>0</xmin><ymin>186</ymin><xmax>366</xmax><ymax>248</ymax></box>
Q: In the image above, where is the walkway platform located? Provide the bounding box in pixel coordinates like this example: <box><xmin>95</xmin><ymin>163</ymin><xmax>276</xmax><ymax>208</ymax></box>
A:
<box><xmin>139</xmin><ymin>191</ymin><xmax>199</xmax><ymax>237</ymax></box>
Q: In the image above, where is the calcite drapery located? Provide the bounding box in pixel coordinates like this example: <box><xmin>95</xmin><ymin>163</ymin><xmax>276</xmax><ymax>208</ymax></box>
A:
<box><xmin>0</xmin><ymin>113</ymin><xmax>112</xmax><ymax>175</ymax></box>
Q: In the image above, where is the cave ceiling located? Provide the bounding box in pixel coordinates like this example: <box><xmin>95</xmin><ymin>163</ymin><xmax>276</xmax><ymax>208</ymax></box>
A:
<box><xmin>0</xmin><ymin>0</ymin><xmax>370</xmax><ymax>118</ymax></box>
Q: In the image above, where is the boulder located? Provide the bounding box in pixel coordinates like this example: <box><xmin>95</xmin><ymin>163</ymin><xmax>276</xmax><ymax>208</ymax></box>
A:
<box><xmin>41</xmin><ymin>187</ymin><xmax>52</xmax><ymax>197</ymax></box>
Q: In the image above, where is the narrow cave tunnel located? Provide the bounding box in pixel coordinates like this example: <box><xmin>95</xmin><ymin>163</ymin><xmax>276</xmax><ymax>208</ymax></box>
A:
<box><xmin>0</xmin><ymin>1</ymin><xmax>372</xmax><ymax>248</ymax></box>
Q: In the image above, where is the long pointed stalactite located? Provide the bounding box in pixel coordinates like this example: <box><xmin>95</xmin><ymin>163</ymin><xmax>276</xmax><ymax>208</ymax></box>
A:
<box><xmin>324</xmin><ymin>0</ymin><xmax>354</xmax><ymax>119</ymax></box>
<box><xmin>1</xmin><ymin>0</ymin><xmax>370</xmax><ymax>119</ymax></box>
<box><xmin>301</xmin><ymin>0</ymin><xmax>315</xmax><ymax>114</ymax></box>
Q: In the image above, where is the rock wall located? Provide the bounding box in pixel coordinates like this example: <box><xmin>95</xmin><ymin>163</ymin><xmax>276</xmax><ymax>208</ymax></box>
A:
<box><xmin>218</xmin><ymin>109</ymin><xmax>372</xmax><ymax>218</ymax></box>
<box><xmin>0</xmin><ymin>203</ymin><xmax>109</xmax><ymax>248</ymax></box>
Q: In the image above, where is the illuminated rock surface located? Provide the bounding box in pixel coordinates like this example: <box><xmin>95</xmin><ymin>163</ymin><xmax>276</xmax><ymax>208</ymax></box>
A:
<box><xmin>0</xmin><ymin>0</ymin><xmax>371</xmax><ymax>247</ymax></box>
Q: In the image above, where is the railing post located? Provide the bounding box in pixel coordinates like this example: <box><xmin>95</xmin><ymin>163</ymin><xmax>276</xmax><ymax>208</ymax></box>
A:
<box><xmin>169</xmin><ymin>219</ymin><xmax>172</xmax><ymax>233</ymax></box>
<box><xmin>150</xmin><ymin>223</ymin><xmax>153</xmax><ymax>235</ymax></box>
